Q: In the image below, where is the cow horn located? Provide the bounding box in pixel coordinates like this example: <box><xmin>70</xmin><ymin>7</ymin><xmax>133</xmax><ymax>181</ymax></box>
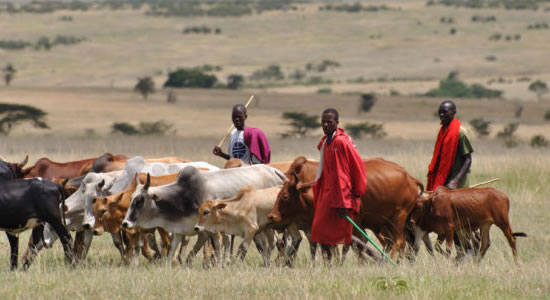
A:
<box><xmin>61</xmin><ymin>178</ymin><xmax>69</xmax><ymax>187</ymax></box>
<box><xmin>292</xmin><ymin>171</ymin><xmax>299</xmax><ymax>186</ymax></box>
<box><xmin>97</xmin><ymin>179</ymin><xmax>105</xmax><ymax>189</ymax></box>
<box><xmin>144</xmin><ymin>173</ymin><xmax>151</xmax><ymax>191</ymax></box>
<box><xmin>18</xmin><ymin>155</ymin><xmax>29</xmax><ymax>168</ymax></box>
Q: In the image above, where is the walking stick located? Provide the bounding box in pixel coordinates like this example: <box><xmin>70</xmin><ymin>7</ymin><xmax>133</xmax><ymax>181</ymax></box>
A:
<box><xmin>469</xmin><ymin>178</ymin><xmax>499</xmax><ymax>188</ymax></box>
<box><xmin>217</xmin><ymin>95</ymin><xmax>255</xmax><ymax>148</ymax></box>
<box><xmin>345</xmin><ymin>216</ymin><xmax>398</xmax><ymax>267</ymax></box>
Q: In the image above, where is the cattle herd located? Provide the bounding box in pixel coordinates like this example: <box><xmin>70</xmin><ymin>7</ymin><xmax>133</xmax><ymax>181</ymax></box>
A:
<box><xmin>0</xmin><ymin>152</ymin><xmax>526</xmax><ymax>271</ymax></box>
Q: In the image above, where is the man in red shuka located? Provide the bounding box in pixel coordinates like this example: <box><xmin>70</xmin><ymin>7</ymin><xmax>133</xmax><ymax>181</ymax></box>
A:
<box><xmin>311</xmin><ymin>108</ymin><xmax>367</xmax><ymax>262</ymax></box>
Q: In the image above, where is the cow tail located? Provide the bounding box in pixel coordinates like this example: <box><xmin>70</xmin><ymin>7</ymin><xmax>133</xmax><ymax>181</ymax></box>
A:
<box><xmin>513</xmin><ymin>232</ymin><xmax>527</xmax><ymax>237</ymax></box>
<box><xmin>56</xmin><ymin>182</ymin><xmax>68</xmax><ymax>227</ymax></box>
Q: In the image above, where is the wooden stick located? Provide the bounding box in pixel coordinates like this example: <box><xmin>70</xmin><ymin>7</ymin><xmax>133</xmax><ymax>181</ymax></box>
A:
<box><xmin>469</xmin><ymin>178</ymin><xmax>500</xmax><ymax>188</ymax></box>
<box><xmin>217</xmin><ymin>95</ymin><xmax>255</xmax><ymax>148</ymax></box>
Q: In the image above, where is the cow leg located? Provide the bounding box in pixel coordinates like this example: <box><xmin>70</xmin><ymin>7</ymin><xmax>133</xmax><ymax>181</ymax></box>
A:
<box><xmin>167</xmin><ymin>234</ymin><xmax>184</xmax><ymax>266</ymax></box>
<box><xmin>76</xmin><ymin>229</ymin><xmax>93</xmax><ymax>261</ymax></box>
<box><xmin>478</xmin><ymin>224</ymin><xmax>492</xmax><ymax>262</ymax></box>
<box><xmin>111</xmin><ymin>232</ymin><xmax>125</xmax><ymax>259</ymax></box>
<box><xmin>252</xmin><ymin>232</ymin><xmax>266</xmax><ymax>256</ymax></box>
<box><xmin>307</xmin><ymin>236</ymin><xmax>318</xmax><ymax>264</ymax></box>
<box><xmin>471</xmin><ymin>230</ymin><xmax>482</xmax><ymax>256</ymax></box>
<box><xmin>43</xmin><ymin>223</ymin><xmax>59</xmax><ymax>249</ymax></box>
<box><xmin>444</xmin><ymin>227</ymin><xmax>454</xmax><ymax>258</ymax></box>
<box><xmin>6</xmin><ymin>233</ymin><xmax>19</xmax><ymax>270</ymax></box>
<box><xmin>184</xmin><ymin>232</ymin><xmax>209</xmax><ymax>267</ymax></box>
<box><xmin>286</xmin><ymin>226</ymin><xmax>303</xmax><ymax>267</ymax></box>
<box><xmin>320</xmin><ymin>243</ymin><xmax>333</xmax><ymax>265</ymax></box>
<box><xmin>389</xmin><ymin>211</ymin><xmax>409</xmax><ymax>260</ymax></box>
<box><xmin>157</xmin><ymin>228</ymin><xmax>171</xmax><ymax>257</ymax></box>
<box><xmin>177</xmin><ymin>235</ymin><xmax>190</xmax><ymax>265</ymax></box>
<box><xmin>144</xmin><ymin>232</ymin><xmax>162</xmax><ymax>259</ymax></box>
<box><xmin>237</xmin><ymin>228</ymin><xmax>258</xmax><ymax>263</ymax></box>
<box><xmin>255</xmin><ymin>229</ymin><xmax>274</xmax><ymax>267</ymax></box>
<box><xmin>222</xmin><ymin>234</ymin><xmax>231</xmax><ymax>265</ymax></box>
<box><xmin>44</xmin><ymin>220</ymin><xmax>75</xmax><ymax>268</ymax></box>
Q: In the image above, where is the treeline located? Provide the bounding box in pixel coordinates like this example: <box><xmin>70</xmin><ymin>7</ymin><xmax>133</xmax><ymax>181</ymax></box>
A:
<box><xmin>0</xmin><ymin>35</ymin><xmax>86</xmax><ymax>51</ymax></box>
<box><xmin>427</xmin><ymin>0</ymin><xmax>548</xmax><ymax>10</ymax></box>
<box><xmin>319</xmin><ymin>3</ymin><xmax>393</xmax><ymax>13</ymax></box>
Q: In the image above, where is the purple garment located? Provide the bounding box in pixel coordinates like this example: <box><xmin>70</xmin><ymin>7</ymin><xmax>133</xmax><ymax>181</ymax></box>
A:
<box><xmin>244</xmin><ymin>127</ymin><xmax>271</xmax><ymax>164</ymax></box>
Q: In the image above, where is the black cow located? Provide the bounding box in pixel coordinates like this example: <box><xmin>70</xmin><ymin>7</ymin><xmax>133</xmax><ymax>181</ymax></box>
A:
<box><xmin>0</xmin><ymin>157</ymin><xmax>27</xmax><ymax>180</ymax></box>
<box><xmin>0</xmin><ymin>178</ymin><xmax>74</xmax><ymax>270</ymax></box>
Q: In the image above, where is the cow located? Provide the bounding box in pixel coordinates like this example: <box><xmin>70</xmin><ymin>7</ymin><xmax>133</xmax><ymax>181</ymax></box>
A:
<box><xmin>267</xmin><ymin>156</ymin><xmax>423</xmax><ymax>264</ymax></box>
<box><xmin>194</xmin><ymin>185</ymin><xmax>281</xmax><ymax>266</ymax></box>
<box><xmin>92</xmin><ymin>173</ymin><xmax>179</xmax><ymax>264</ymax></box>
<box><xmin>0</xmin><ymin>178</ymin><xmax>74</xmax><ymax>270</ymax></box>
<box><xmin>21</xmin><ymin>156</ymin><xmax>100</xmax><ymax>179</ymax></box>
<box><xmin>0</xmin><ymin>156</ymin><xmax>28</xmax><ymax>180</ymax></box>
<box><xmin>409</xmin><ymin>186</ymin><xmax>527</xmax><ymax>263</ymax></box>
<box><xmin>76</xmin><ymin>153</ymin><xmax>128</xmax><ymax>176</ymax></box>
<box><xmin>122</xmin><ymin>164</ymin><xmax>287</xmax><ymax>265</ymax></box>
<box><xmin>223</xmin><ymin>158</ymin><xmax>293</xmax><ymax>173</ymax></box>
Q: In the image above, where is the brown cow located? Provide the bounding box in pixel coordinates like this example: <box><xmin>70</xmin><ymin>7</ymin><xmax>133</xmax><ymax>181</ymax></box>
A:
<box><xmin>21</xmin><ymin>153</ymin><xmax>128</xmax><ymax>179</ymax></box>
<box><xmin>92</xmin><ymin>173</ymin><xmax>175</xmax><ymax>264</ymax></box>
<box><xmin>267</xmin><ymin>156</ymin><xmax>423</xmax><ymax>262</ymax></box>
<box><xmin>409</xmin><ymin>186</ymin><xmax>527</xmax><ymax>263</ymax></box>
<box><xmin>76</xmin><ymin>153</ymin><xmax>128</xmax><ymax>176</ymax></box>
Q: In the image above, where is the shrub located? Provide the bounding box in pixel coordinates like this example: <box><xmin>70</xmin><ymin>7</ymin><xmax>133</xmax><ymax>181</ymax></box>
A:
<box><xmin>35</xmin><ymin>37</ymin><xmax>52</xmax><ymax>50</ymax></box>
<box><xmin>344</xmin><ymin>122</ymin><xmax>387</xmax><ymax>139</ymax></box>
<box><xmin>497</xmin><ymin>122</ymin><xmax>519</xmax><ymax>147</ymax></box>
<box><xmin>166</xmin><ymin>90</ymin><xmax>177</xmax><ymax>104</ymax></box>
<box><xmin>3</xmin><ymin>64</ymin><xmax>16</xmax><ymax>86</ymax></box>
<box><xmin>426</xmin><ymin>71</ymin><xmax>502</xmax><ymax>98</ymax></box>
<box><xmin>112</xmin><ymin>120</ymin><xmax>174</xmax><ymax>135</ymax></box>
<box><xmin>289</xmin><ymin>70</ymin><xmax>306</xmax><ymax>81</ymax></box>
<box><xmin>227</xmin><ymin>74</ymin><xmax>244</xmax><ymax>90</ymax></box>
<box><xmin>164</xmin><ymin>68</ymin><xmax>218</xmax><ymax>88</ymax></box>
<box><xmin>281</xmin><ymin>112</ymin><xmax>320</xmax><ymax>138</ymax></box>
<box><xmin>0</xmin><ymin>40</ymin><xmax>31</xmax><ymax>50</ymax></box>
<box><xmin>317</xmin><ymin>88</ymin><xmax>332</xmax><ymax>94</ymax></box>
<box><xmin>249</xmin><ymin>65</ymin><xmax>284</xmax><ymax>81</ymax></box>
<box><xmin>485</xmin><ymin>55</ymin><xmax>497</xmax><ymax>62</ymax></box>
<box><xmin>134</xmin><ymin>77</ymin><xmax>155</xmax><ymax>99</ymax></box>
<box><xmin>0</xmin><ymin>103</ymin><xmax>49</xmax><ymax>135</ymax></box>
<box><xmin>530</xmin><ymin>135</ymin><xmax>548</xmax><ymax>148</ymax></box>
<box><xmin>545</xmin><ymin>110</ymin><xmax>550</xmax><ymax>121</ymax></box>
<box><xmin>469</xmin><ymin>118</ymin><xmax>491</xmax><ymax>138</ymax></box>
<box><xmin>359</xmin><ymin>93</ymin><xmax>377</xmax><ymax>112</ymax></box>
<box><xmin>528</xmin><ymin>80</ymin><xmax>549</xmax><ymax>100</ymax></box>
<box><xmin>112</xmin><ymin>122</ymin><xmax>140</xmax><ymax>135</ymax></box>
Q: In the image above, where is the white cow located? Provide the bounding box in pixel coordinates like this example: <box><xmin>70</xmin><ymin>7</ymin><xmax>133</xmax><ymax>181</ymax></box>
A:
<box><xmin>122</xmin><ymin>165</ymin><xmax>287</xmax><ymax>265</ymax></box>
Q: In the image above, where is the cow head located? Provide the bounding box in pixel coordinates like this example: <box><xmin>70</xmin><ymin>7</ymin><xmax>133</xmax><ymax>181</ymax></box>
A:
<box><xmin>267</xmin><ymin>156</ymin><xmax>313</xmax><ymax>224</ymax></box>
<box><xmin>123</xmin><ymin>173</ymin><xmax>155</xmax><ymax>229</ymax></box>
<box><xmin>82</xmin><ymin>178</ymin><xmax>114</xmax><ymax>230</ymax></box>
<box><xmin>193</xmin><ymin>200</ymin><xmax>226</xmax><ymax>232</ymax></box>
<box><xmin>13</xmin><ymin>155</ymin><xmax>29</xmax><ymax>178</ymax></box>
<box><xmin>409</xmin><ymin>193</ymin><xmax>434</xmax><ymax>228</ymax></box>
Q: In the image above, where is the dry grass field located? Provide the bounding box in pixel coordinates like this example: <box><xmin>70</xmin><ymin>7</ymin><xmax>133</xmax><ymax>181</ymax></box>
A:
<box><xmin>1</xmin><ymin>0</ymin><xmax>550</xmax><ymax>298</ymax></box>
<box><xmin>1</xmin><ymin>0</ymin><xmax>550</xmax><ymax>99</ymax></box>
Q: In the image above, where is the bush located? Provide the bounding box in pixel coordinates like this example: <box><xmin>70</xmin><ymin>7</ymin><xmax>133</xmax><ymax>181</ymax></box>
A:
<box><xmin>112</xmin><ymin>120</ymin><xmax>174</xmax><ymax>135</ymax></box>
<box><xmin>317</xmin><ymin>88</ymin><xmax>332</xmax><ymax>94</ymax></box>
<box><xmin>164</xmin><ymin>68</ymin><xmax>218</xmax><ymax>88</ymax></box>
<box><xmin>281</xmin><ymin>112</ymin><xmax>320</xmax><ymax>138</ymax></box>
<box><xmin>227</xmin><ymin>74</ymin><xmax>244</xmax><ymax>89</ymax></box>
<box><xmin>497</xmin><ymin>122</ymin><xmax>520</xmax><ymax>147</ymax></box>
<box><xmin>426</xmin><ymin>71</ymin><xmax>502</xmax><ymax>98</ymax></box>
<box><xmin>344</xmin><ymin>122</ymin><xmax>387</xmax><ymax>139</ymax></box>
<box><xmin>166</xmin><ymin>90</ymin><xmax>177</xmax><ymax>104</ymax></box>
<box><xmin>469</xmin><ymin>118</ymin><xmax>491</xmax><ymax>138</ymax></box>
<box><xmin>359</xmin><ymin>93</ymin><xmax>377</xmax><ymax>112</ymax></box>
<box><xmin>134</xmin><ymin>77</ymin><xmax>155</xmax><ymax>99</ymax></box>
<box><xmin>530</xmin><ymin>135</ymin><xmax>548</xmax><ymax>148</ymax></box>
<box><xmin>249</xmin><ymin>65</ymin><xmax>284</xmax><ymax>81</ymax></box>
<box><xmin>544</xmin><ymin>110</ymin><xmax>550</xmax><ymax>121</ymax></box>
<box><xmin>0</xmin><ymin>40</ymin><xmax>32</xmax><ymax>50</ymax></box>
<box><xmin>528</xmin><ymin>80</ymin><xmax>549</xmax><ymax>100</ymax></box>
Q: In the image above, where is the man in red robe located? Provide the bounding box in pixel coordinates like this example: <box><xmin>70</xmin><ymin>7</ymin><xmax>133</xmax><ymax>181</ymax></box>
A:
<box><xmin>311</xmin><ymin>108</ymin><xmax>367</xmax><ymax>261</ymax></box>
<box><xmin>427</xmin><ymin>100</ymin><xmax>473</xmax><ymax>191</ymax></box>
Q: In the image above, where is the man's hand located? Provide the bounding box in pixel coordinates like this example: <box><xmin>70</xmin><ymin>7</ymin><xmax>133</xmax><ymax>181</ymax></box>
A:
<box><xmin>336</xmin><ymin>208</ymin><xmax>348</xmax><ymax>218</ymax></box>
<box><xmin>213</xmin><ymin>146</ymin><xmax>222</xmax><ymax>157</ymax></box>
<box><xmin>446</xmin><ymin>180</ymin><xmax>458</xmax><ymax>190</ymax></box>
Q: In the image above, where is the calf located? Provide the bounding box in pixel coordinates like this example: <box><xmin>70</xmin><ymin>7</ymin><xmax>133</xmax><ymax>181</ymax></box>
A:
<box><xmin>194</xmin><ymin>185</ymin><xmax>280</xmax><ymax>266</ymax></box>
<box><xmin>410</xmin><ymin>186</ymin><xmax>527</xmax><ymax>263</ymax></box>
<box><xmin>0</xmin><ymin>178</ymin><xmax>74</xmax><ymax>270</ymax></box>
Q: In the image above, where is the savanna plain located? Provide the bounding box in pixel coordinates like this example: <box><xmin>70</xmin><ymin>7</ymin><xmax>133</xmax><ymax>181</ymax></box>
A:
<box><xmin>1</xmin><ymin>0</ymin><xmax>550</xmax><ymax>299</ymax></box>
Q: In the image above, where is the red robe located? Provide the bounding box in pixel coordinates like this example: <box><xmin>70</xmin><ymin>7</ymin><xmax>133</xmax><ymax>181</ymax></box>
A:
<box><xmin>311</xmin><ymin>128</ymin><xmax>367</xmax><ymax>245</ymax></box>
<box><xmin>427</xmin><ymin>118</ymin><xmax>461</xmax><ymax>191</ymax></box>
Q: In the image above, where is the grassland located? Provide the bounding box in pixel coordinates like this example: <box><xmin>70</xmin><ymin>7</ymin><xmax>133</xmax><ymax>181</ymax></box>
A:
<box><xmin>0</xmin><ymin>136</ymin><xmax>548</xmax><ymax>299</ymax></box>
<box><xmin>0</xmin><ymin>0</ymin><xmax>549</xmax><ymax>298</ymax></box>
<box><xmin>1</xmin><ymin>1</ymin><xmax>550</xmax><ymax>99</ymax></box>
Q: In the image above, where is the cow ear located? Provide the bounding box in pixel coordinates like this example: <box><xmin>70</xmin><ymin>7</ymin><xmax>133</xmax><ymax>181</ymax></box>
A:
<box><xmin>214</xmin><ymin>203</ymin><xmax>227</xmax><ymax>210</ymax></box>
<box><xmin>97</xmin><ymin>179</ymin><xmax>105</xmax><ymax>190</ymax></box>
<box><xmin>103</xmin><ymin>180</ymin><xmax>115</xmax><ymax>193</ymax></box>
<box><xmin>144</xmin><ymin>173</ymin><xmax>151</xmax><ymax>191</ymax></box>
<box><xmin>114</xmin><ymin>193</ymin><xmax>123</xmax><ymax>203</ymax></box>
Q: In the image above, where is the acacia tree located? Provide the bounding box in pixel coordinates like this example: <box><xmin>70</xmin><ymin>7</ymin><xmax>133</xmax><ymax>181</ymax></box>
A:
<box><xmin>134</xmin><ymin>77</ymin><xmax>155</xmax><ymax>99</ymax></box>
<box><xmin>528</xmin><ymin>80</ymin><xmax>549</xmax><ymax>100</ymax></box>
<box><xmin>281</xmin><ymin>112</ymin><xmax>320</xmax><ymax>138</ymax></box>
<box><xmin>2</xmin><ymin>64</ymin><xmax>16</xmax><ymax>86</ymax></box>
<box><xmin>0</xmin><ymin>103</ymin><xmax>49</xmax><ymax>135</ymax></box>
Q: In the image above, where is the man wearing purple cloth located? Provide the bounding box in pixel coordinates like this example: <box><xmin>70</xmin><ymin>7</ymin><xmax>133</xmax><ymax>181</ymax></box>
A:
<box><xmin>213</xmin><ymin>104</ymin><xmax>271</xmax><ymax>164</ymax></box>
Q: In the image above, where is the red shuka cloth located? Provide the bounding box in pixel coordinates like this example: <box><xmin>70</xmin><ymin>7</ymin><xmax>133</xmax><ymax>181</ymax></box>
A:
<box><xmin>311</xmin><ymin>128</ymin><xmax>367</xmax><ymax>245</ymax></box>
<box><xmin>427</xmin><ymin>118</ymin><xmax>461</xmax><ymax>191</ymax></box>
<box><xmin>244</xmin><ymin>127</ymin><xmax>271</xmax><ymax>164</ymax></box>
